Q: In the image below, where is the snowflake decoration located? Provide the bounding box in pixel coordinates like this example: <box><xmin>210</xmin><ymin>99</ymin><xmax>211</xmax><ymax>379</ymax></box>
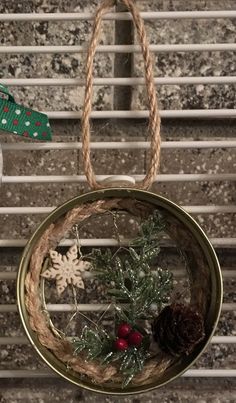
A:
<box><xmin>41</xmin><ymin>244</ymin><xmax>91</xmax><ymax>295</ymax></box>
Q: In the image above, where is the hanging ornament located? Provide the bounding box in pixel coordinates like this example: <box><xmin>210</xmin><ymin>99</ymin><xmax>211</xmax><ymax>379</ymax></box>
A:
<box><xmin>17</xmin><ymin>0</ymin><xmax>223</xmax><ymax>395</ymax></box>
<box><xmin>0</xmin><ymin>83</ymin><xmax>52</xmax><ymax>140</ymax></box>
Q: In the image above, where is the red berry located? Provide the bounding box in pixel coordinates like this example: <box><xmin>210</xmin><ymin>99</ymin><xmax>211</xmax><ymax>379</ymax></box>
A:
<box><xmin>117</xmin><ymin>323</ymin><xmax>132</xmax><ymax>338</ymax></box>
<box><xmin>114</xmin><ymin>338</ymin><xmax>129</xmax><ymax>351</ymax></box>
<box><xmin>128</xmin><ymin>331</ymin><xmax>143</xmax><ymax>347</ymax></box>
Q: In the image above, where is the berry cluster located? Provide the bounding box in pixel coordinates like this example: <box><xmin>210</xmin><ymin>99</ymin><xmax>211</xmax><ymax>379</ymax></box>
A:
<box><xmin>114</xmin><ymin>323</ymin><xmax>143</xmax><ymax>351</ymax></box>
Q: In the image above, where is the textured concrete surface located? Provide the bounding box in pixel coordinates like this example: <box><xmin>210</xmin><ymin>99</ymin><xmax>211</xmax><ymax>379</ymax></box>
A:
<box><xmin>0</xmin><ymin>0</ymin><xmax>115</xmax><ymax>112</ymax></box>
<box><xmin>133</xmin><ymin>2</ymin><xmax>236</xmax><ymax>110</ymax></box>
<box><xmin>0</xmin><ymin>377</ymin><xmax>235</xmax><ymax>403</ymax></box>
<box><xmin>0</xmin><ymin>0</ymin><xmax>236</xmax><ymax>402</ymax></box>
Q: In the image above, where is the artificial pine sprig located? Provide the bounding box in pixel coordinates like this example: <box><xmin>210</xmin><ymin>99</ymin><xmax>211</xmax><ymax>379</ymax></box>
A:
<box><xmin>89</xmin><ymin>210</ymin><xmax>173</xmax><ymax>322</ymax></box>
<box><xmin>103</xmin><ymin>342</ymin><xmax>151</xmax><ymax>388</ymax></box>
<box><xmin>131</xmin><ymin>210</ymin><xmax>166</xmax><ymax>249</ymax></box>
<box><xmin>73</xmin><ymin>324</ymin><xmax>150</xmax><ymax>388</ymax></box>
<box><xmin>90</xmin><ymin>248</ymin><xmax>172</xmax><ymax>321</ymax></box>
<box><xmin>73</xmin><ymin>210</ymin><xmax>173</xmax><ymax>387</ymax></box>
<box><xmin>73</xmin><ymin>326</ymin><xmax>113</xmax><ymax>360</ymax></box>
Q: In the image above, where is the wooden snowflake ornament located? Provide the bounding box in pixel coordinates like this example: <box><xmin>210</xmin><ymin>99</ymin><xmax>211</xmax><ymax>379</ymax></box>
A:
<box><xmin>41</xmin><ymin>244</ymin><xmax>91</xmax><ymax>295</ymax></box>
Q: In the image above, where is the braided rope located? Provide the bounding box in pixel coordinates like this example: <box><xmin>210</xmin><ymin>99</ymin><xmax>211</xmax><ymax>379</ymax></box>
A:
<box><xmin>81</xmin><ymin>0</ymin><xmax>161</xmax><ymax>190</ymax></box>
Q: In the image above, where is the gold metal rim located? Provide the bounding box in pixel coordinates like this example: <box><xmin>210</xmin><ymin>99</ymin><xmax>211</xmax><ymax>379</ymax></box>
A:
<box><xmin>17</xmin><ymin>188</ymin><xmax>223</xmax><ymax>395</ymax></box>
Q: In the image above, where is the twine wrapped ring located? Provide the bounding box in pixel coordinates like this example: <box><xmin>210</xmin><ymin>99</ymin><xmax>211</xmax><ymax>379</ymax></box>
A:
<box><xmin>25</xmin><ymin>198</ymin><xmax>172</xmax><ymax>385</ymax></box>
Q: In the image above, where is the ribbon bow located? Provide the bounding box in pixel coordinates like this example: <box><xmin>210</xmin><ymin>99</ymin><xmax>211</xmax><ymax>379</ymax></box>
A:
<box><xmin>0</xmin><ymin>84</ymin><xmax>52</xmax><ymax>141</ymax></box>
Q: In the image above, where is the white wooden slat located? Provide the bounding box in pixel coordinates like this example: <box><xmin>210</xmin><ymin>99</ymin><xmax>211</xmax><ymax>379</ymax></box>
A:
<box><xmin>1</xmin><ymin>43</ymin><xmax>236</xmax><ymax>54</ymax></box>
<box><xmin>182</xmin><ymin>206</ymin><xmax>236</xmax><ymax>213</ymax></box>
<box><xmin>183</xmin><ymin>369</ymin><xmax>236</xmax><ymax>378</ymax></box>
<box><xmin>0</xmin><ymin>336</ymin><xmax>235</xmax><ymax>345</ymax></box>
<box><xmin>44</xmin><ymin>110</ymin><xmax>236</xmax><ymax>119</ymax></box>
<box><xmin>0</xmin><ymin>206</ymin><xmax>235</xmax><ymax>215</ymax></box>
<box><xmin>210</xmin><ymin>238</ymin><xmax>236</xmax><ymax>247</ymax></box>
<box><xmin>0</xmin><ymin>370</ymin><xmax>57</xmax><ymax>378</ymax></box>
<box><xmin>211</xmin><ymin>336</ymin><xmax>236</xmax><ymax>344</ymax></box>
<box><xmin>2</xmin><ymin>76</ymin><xmax>236</xmax><ymax>86</ymax></box>
<box><xmin>0</xmin><ymin>11</ymin><xmax>236</xmax><ymax>21</ymax></box>
<box><xmin>0</xmin><ymin>238</ymin><xmax>235</xmax><ymax>248</ymax></box>
<box><xmin>2</xmin><ymin>269</ymin><xmax>236</xmax><ymax>281</ymax></box>
<box><xmin>0</xmin><ymin>369</ymin><xmax>235</xmax><ymax>379</ymax></box>
<box><xmin>0</xmin><ymin>272</ymin><xmax>16</xmax><ymax>280</ymax></box>
<box><xmin>0</xmin><ymin>303</ymin><xmax>234</xmax><ymax>313</ymax></box>
<box><xmin>1</xmin><ymin>269</ymin><xmax>235</xmax><ymax>281</ymax></box>
<box><xmin>0</xmin><ymin>337</ymin><xmax>28</xmax><ymax>345</ymax></box>
<box><xmin>2</xmin><ymin>141</ymin><xmax>236</xmax><ymax>151</ymax></box>
<box><xmin>0</xmin><ymin>269</ymin><xmax>236</xmax><ymax>281</ymax></box>
<box><xmin>0</xmin><ymin>268</ymin><xmax>235</xmax><ymax>282</ymax></box>
<box><xmin>2</xmin><ymin>173</ymin><xmax>236</xmax><ymax>184</ymax></box>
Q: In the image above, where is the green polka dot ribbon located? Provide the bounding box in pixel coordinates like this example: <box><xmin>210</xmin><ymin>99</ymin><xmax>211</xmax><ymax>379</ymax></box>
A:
<box><xmin>0</xmin><ymin>84</ymin><xmax>52</xmax><ymax>141</ymax></box>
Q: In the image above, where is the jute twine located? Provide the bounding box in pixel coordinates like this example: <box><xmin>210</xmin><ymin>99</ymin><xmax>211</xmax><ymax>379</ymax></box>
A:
<box><xmin>25</xmin><ymin>198</ymin><xmax>172</xmax><ymax>385</ymax></box>
<box><xmin>82</xmin><ymin>0</ymin><xmax>161</xmax><ymax>190</ymax></box>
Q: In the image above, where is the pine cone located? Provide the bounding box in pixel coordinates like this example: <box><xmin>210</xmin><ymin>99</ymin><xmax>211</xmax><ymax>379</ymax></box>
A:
<box><xmin>152</xmin><ymin>304</ymin><xmax>205</xmax><ymax>356</ymax></box>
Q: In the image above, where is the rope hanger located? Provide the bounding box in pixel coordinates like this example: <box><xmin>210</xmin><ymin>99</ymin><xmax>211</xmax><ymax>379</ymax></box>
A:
<box><xmin>81</xmin><ymin>0</ymin><xmax>161</xmax><ymax>190</ymax></box>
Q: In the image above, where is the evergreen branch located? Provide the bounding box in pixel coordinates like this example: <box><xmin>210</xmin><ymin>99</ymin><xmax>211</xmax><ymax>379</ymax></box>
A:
<box><xmin>73</xmin><ymin>328</ymin><xmax>151</xmax><ymax>387</ymax></box>
<box><xmin>120</xmin><ymin>345</ymin><xmax>150</xmax><ymax>388</ymax></box>
<box><xmin>131</xmin><ymin>210</ymin><xmax>166</xmax><ymax>248</ymax></box>
<box><xmin>72</xmin><ymin>211</ymin><xmax>173</xmax><ymax>387</ymax></box>
<box><xmin>88</xmin><ymin>210</ymin><xmax>173</xmax><ymax>322</ymax></box>
<box><xmin>73</xmin><ymin>326</ymin><xmax>113</xmax><ymax>360</ymax></box>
